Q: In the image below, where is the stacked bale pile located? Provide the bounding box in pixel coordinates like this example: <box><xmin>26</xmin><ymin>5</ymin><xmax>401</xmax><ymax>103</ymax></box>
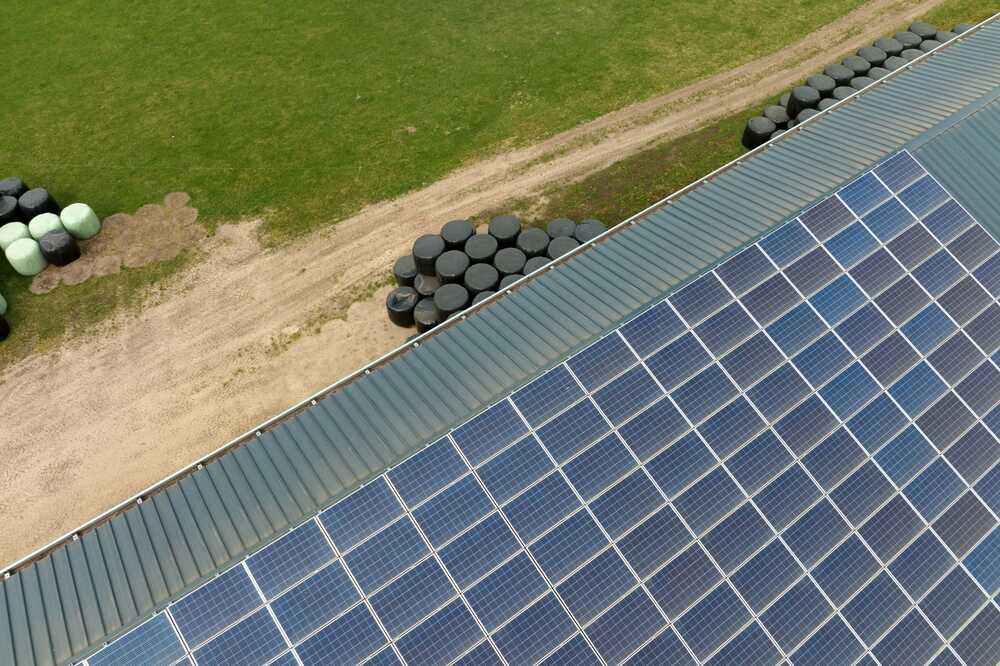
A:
<box><xmin>0</xmin><ymin>176</ymin><xmax>104</xmax><ymax>341</ymax></box>
<box><xmin>387</xmin><ymin>215</ymin><xmax>606</xmax><ymax>332</ymax></box>
<box><xmin>741</xmin><ymin>21</ymin><xmax>974</xmax><ymax>149</ymax></box>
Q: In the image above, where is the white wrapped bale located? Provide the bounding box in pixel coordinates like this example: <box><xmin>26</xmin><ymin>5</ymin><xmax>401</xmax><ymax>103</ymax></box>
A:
<box><xmin>0</xmin><ymin>222</ymin><xmax>30</xmax><ymax>251</ymax></box>
<box><xmin>60</xmin><ymin>203</ymin><xmax>101</xmax><ymax>239</ymax></box>
<box><xmin>5</xmin><ymin>238</ymin><xmax>48</xmax><ymax>276</ymax></box>
<box><xmin>29</xmin><ymin>213</ymin><xmax>64</xmax><ymax>240</ymax></box>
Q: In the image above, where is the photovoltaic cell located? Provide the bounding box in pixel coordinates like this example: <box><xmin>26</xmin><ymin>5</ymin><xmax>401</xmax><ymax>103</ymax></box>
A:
<box><xmin>90</xmin><ymin>151</ymin><xmax>1000</xmax><ymax>666</ymax></box>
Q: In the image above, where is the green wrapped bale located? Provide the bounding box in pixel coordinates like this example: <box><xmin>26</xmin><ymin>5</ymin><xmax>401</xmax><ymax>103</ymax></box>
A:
<box><xmin>29</xmin><ymin>213</ymin><xmax>64</xmax><ymax>240</ymax></box>
<box><xmin>5</xmin><ymin>238</ymin><xmax>48</xmax><ymax>276</ymax></box>
<box><xmin>0</xmin><ymin>222</ymin><xmax>30</xmax><ymax>251</ymax></box>
<box><xmin>0</xmin><ymin>196</ymin><xmax>19</xmax><ymax>225</ymax></box>
<box><xmin>60</xmin><ymin>203</ymin><xmax>101</xmax><ymax>240</ymax></box>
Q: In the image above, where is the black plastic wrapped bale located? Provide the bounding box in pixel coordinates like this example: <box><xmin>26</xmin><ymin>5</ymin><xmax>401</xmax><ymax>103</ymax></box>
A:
<box><xmin>857</xmin><ymin>46</ymin><xmax>887</xmax><ymax>66</ymax></box>
<box><xmin>909</xmin><ymin>21</ymin><xmax>937</xmax><ymax>39</ymax></box>
<box><xmin>817</xmin><ymin>98</ymin><xmax>838</xmax><ymax>111</ymax></box>
<box><xmin>741</xmin><ymin>117</ymin><xmax>776</xmax><ymax>150</ymax></box>
<box><xmin>954</xmin><ymin>23</ymin><xmax>975</xmax><ymax>34</ymax></box>
<box><xmin>850</xmin><ymin>76</ymin><xmax>874</xmax><ymax>90</ymax></box>
<box><xmin>433</xmin><ymin>283</ymin><xmax>469</xmax><ymax>319</ymax></box>
<box><xmin>841</xmin><ymin>55</ymin><xmax>870</xmax><ymax>76</ymax></box>
<box><xmin>779</xmin><ymin>91</ymin><xmax>790</xmax><ymax>108</ymax></box>
<box><xmin>546</xmin><ymin>218</ymin><xmax>576</xmax><ymax>239</ymax></box>
<box><xmin>832</xmin><ymin>86</ymin><xmax>855</xmax><ymax>101</ymax></box>
<box><xmin>471</xmin><ymin>290</ymin><xmax>495</xmax><ymax>306</ymax></box>
<box><xmin>763</xmin><ymin>105</ymin><xmax>789</xmax><ymax>129</ymax></box>
<box><xmin>524</xmin><ymin>256</ymin><xmax>550</xmax><ymax>274</ymax></box>
<box><xmin>38</xmin><ymin>230</ymin><xmax>80</xmax><ymax>267</ymax></box>
<box><xmin>435</xmin><ymin>250</ymin><xmax>469</xmax><ymax>284</ymax></box>
<box><xmin>516</xmin><ymin>228</ymin><xmax>550</xmax><ymax>258</ymax></box>
<box><xmin>413</xmin><ymin>298</ymin><xmax>439</xmax><ymax>333</ymax></box>
<box><xmin>0</xmin><ymin>315</ymin><xmax>9</xmax><ymax>342</ymax></box>
<box><xmin>489</xmin><ymin>215</ymin><xmax>521</xmax><ymax>247</ymax></box>
<box><xmin>386</xmin><ymin>287</ymin><xmax>419</xmax><ymax>327</ymax></box>
<box><xmin>18</xmin><ymin>188</ymin><xmax>60</xmax><ymax>219</ymax></box>
<box><xmin>919</xmin><ymin>39</ymin><xmax>941</xmax><ymax>52</ymax></box>
<box><xmin>796</xmin><ymin>109</ymin><xmax>820</xmax><ymax>125</ymax></box>
<box><xmin>414</xmin><ymin>273</ymin><xmax>440</xmax><ymax>297</ymax></box>
<box><xmin>770</xmin><ymin>129</ymin><xmax>785</xmax><ymax>140</ymax></box>
<box><xmin>823</xmin><ymin>64</ymin><xmax>853</xmax><ymax>87</ymax></box>
<box><xmin>868</xmin><ymin>66</ymin><xmax>891</xmax><ymax>80</ymax></box>
<box><xmin>494</xmin><ymin>247</ymin><xmax>526</xmax><ymax>276</ymax></box>
<box><xmin>440</xmin><ymin>219</ymin><xmax>474</xmax><ymax>250</ymax></box>
<box><xmin>901</xmin><ymin>48</ymin><xmax>924</xmax><ymax>61</ymax></box>
<box><xmin>575</xmin><ymin>219</ymin><xmax>606</xmax><ymax>243</ymax></box>
<box><xmin>464</xmin><ymin>233</ymin><xmax>498</xmax><ymax>263</ymax></box>
<box><xmin>895</xmin><ymin>31</ymin><xmax>922</xmax><ymax>48</ymax></box>
<box><xmin>805</xmin><ymin>74</ymin><xmax>836</xmax><ymax>99</ymax></box>
<box><xmin>464</xmin><ymin>263</ymin><xmax>499</xmax><ymax>294</ymax></box>
<box><xmin>412</xmin><ymin>234</ymin><xmax>445</xmax><ymax>274</ymax></box>
<box><xmin>0</xmin><ymin>196</ymin><xmax>18</xmax><ymax>225</ymax></box>
<box><xmin>786</xmin><ymin>86</ymin><xmax>820</xmax><ymax>117</ymax></box>
<box><xmin>499</xmin><ymin>274</ymin><xmax>522</xmax><ymax>290</ymax></box>
<box><xmin>875</xmin><ymin>37</ymin><xmax>903</xmax><ymax>56</ymax></box>
<box><xmin>393</xmin><ymin>255</ymin><xmax>418</xmax><ymax>287</ymax></box>
<box><xmin>936</xmin><ymin>31</ymin><xmax>958</xmax><ymax>43</ymax></box>
<box><xmin>884</xmin><ymin>56</ymin><xmax>908</xmax><ymax>71</ymax></box>
<box><xmin>0</xmin><ymin>177</ymin><xmax>27</xmax><ymax>199</ymax></box>
<box><xmin>548</xmin><ymin>235</ymin><xmax>579</xmax><ymax>259</ymax></box>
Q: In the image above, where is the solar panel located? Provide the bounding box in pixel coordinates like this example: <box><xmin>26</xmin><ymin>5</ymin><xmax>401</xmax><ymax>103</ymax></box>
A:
<box><xmin>83</xmin><ymin>151</ymin><xmax>1000</xmax><ymax>666</ymax></box>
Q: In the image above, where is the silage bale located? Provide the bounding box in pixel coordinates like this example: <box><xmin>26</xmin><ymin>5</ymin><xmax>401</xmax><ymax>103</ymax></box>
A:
<box><xmin>0</xmin><ymin>315</ymin><xmax>9</xmax><ymax>342</ymax></box>
<box><xmin>386</xmin><ymin>287</ymin><xmax>419</xmax><ymax>327</ymax></box>
<box><xmin>5</xmin><ymin>238</ymin><xmax>48</xmax><ymax>276</ymax></box>
<box><xmin>471</xmin><ymin>290</ymin><xmax>495</xmax><ymax>306</ymax></box>
<box><xmin>895</xmin><ymin>32</ymin><xmax>922</xmax><ymax>48</ymax></box>
<box><xmin>935</xmin><ymin>31</ymin><xmax>958</xmax><ymax>43</ymax></box>
<box><xmin>857</xmin><ymin>46</ymin><xmax>887</xmax><ymax>66</ymax></box>
<box><xmin>28</xmin><ymin>213</ymin><xmax>63</xmax><ymax>240</ymax></box>
<box><xmin>883</xmin><ymin>56</ymin><xmax>909</xmax><ymax>71</ymax></box>
<box><xmin>901</xmin><ymin>48</ymin><xmax>924</xmax><ymax>61</ymax></box>
<box><xmin>60</xmin><ymin>203</ymin><xmax>101</xmax><ymax>240</ymax></box>
<box><xmin>796</xmin><ymin>109</ymin><xmax>820</xmax><ymax>125</ymax></box>
<box><xmin>412</xmin><ymin>234</ymin><xmax>445</xmax><ymax>274</ymax></box>
<box><xmin>435</xmin><ymin>250</ymin><xmax>469</xmax><ymax>284</ymax></box>
<box><xmin>875</xmin><ymin>37</ymin><xmax>903</xmax><ymax>56</ymax></box>
<box><xmin>489</xmin><ymin>214</ymin><xmax>522</xmax><ymax>247</ymax></box>
<box><xmin>742</xmin><ymin>117</ymin><xmax>776</xmax><ymax>150</ymax></box>
<box><xmin>464</xmin><ymin>233</ymin><xmax>498</xmax><ymax>263</ymax></box>
<box><xmin>806</xmin><ymin>74</ymin><xmax>836</xmax><ymax>98</ymax></box>
<box><xmin>393</xmin><ymin>255</ymin><xmax>418</xmax><ymax>287</ymax></box>
<box><xmin>831</xmin><ymin>86</ymin><xmax>855</xmax><ymax>101</ymax></box>
<box><xmin>954</xmin><ymin>23</ymin><xmax>975</xmax><ymax>34</ymax></box>
<box><xmin>440</xmin><ymin>219</ymin><xmax>474</xmax><ymax>250</ymax></box>
<box><xmin>413</xmin><ymin>298</ymin><xmax>439</xmax><ymax>333</ymax></box>
<box><xmin>851</xmin><ymin>76</ymin><xmax>875</xmax><ymax>90</ymax></box>
<box><xmin>574</xmin><ymin>219</ymin><xmax>606</xmax><ymax>243</ymax></box>
<box><xmin>499</xmin><ymin>274</ymin><xmax>523</xmax><ymax>289</ymax></box>
<box><xmin>787</xmin><ymin>118</ymin><xmax>798</xmax><ymax>129</ymax></box>
<box><xmin>0</xmin><ymin>196</ymin><xmax>19</xmax><ymax>226</ymax></box>
<box><xmin>909</xmin><ymin>21</ymin><xmax>938</xmax><ymax>39</ymax></box>
<box><xmin>39</xmin><ymin>230</ymin><xmax>80</xmax><ymax>266</ymax></box>
<box><xmin>920</xmin><ymin>39</ymin><xmax>941</xmax><ymax>52</ymax></box>
<box><xmin>546</xmin><ymin>218</ymin><xmax>576</xmax><ymax>239</ymax></box>
<box><xmin>770</xmin><ymin>129</ymin><xmax>786</xmax><ymax>140</ymax></box>
<box><xmin>464</xmin><ymin>263</ymin><xmax>499</xmax><ymax>294</ymax></box>
<box><xmin>18</xmin><ymin>188</ymin><xmax>60</xmax><ymax>219</ymax></box>
<box><xmin>516</xmin><ymin>228</ymin><xmax>549</xmax><ymax>258</ymax></box>
<box><xmin>548</xmin><ymin>236</ymin><xmax>579</xmax><ymax>259</ymax></box>
<box><xmin>0</xmin><ymin>177</ymin><xmax>27</xmax><ymax>199</ymax></box>
<box><xmin>823</xmin><ymin>64</ymin><xmax>854</xmax><ymax>86</ymax></box>
<box><xmin>0</xmin><ymin>222</ymin><xmax>30</xmax><ymax>251</ymax></box>
<box><xmin>868</xmin><ymin>66</ymin><xmax>891</xmax><ymax>79</ymax></box>
<box><xmin>842</xmin><ymin>55</ymin><xmax>871</xmax><ymax>76</ymax></box>
<box><xmin>414</xmin><ymin>273</ymin><xmax>440</xmax><ymax>297</ymax></box>
<box><xmin>494</xmin><ymin>247</ymin><xmax>526</xmax><ymax>276</ymax></box>
<box><xmin>818</xmin><ymin>98</ymin><xmax>838</xmax><ymax>111</ymax></box>
<box><xmin>763</xmin><ymin>105</ymin><xmax>789</xmax><ymax>129</ymax></box>
<box><xmin>787</xmin><ymin>86</ymin><xmax>821</xmax><ymax>117</ymax></box>
<box><xmin>0</xmin><ymin>291</ymin><xmax>6</xmax><ymax>316</ymax></box>
<box><xmin>524</xmin><ymin>256</ymin><xmax>551</xmax><ymax>274</ymax></box>
<box><xmin>433</xmin><ymin>283</ymin><xmax>469</xmax><ymax>319</ymax></box>
<box><xmin>779</xmin><ymin>91</ymin><xmax>791</xmax><ymax>108</ymax></box>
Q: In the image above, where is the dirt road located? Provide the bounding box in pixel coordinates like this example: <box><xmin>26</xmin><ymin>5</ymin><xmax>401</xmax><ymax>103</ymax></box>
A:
<box><xmin>0</xmin><ymin>0</ymin><xmax>946</xmax><ymax>566</ymax></box>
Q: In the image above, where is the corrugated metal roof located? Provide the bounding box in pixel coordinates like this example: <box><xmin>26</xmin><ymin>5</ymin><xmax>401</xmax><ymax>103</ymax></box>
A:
<box><xmin>3</xmin><ymin>17</ymin><xmax>1000</xmax><ymax>666</ymax></box>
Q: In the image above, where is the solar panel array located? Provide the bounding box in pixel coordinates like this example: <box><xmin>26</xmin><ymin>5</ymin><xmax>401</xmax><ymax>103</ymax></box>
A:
<box><xmin>82</xmin><ymin>152</ymin><xmax>1000</xmax><ymax>666</ymax></box>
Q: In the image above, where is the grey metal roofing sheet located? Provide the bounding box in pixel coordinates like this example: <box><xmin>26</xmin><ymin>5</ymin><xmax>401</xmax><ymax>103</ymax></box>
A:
<box><xmin>3</xmin><ymin>17</ymin><xmax>999</xmax><ymax>666</ymax></box>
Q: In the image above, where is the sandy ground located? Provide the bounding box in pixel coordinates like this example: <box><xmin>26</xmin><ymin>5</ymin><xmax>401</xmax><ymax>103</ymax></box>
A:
<box><xmin>0</xmin><ymin>0</ymin><xmax>945</xmax><ymax>567</ymax></box>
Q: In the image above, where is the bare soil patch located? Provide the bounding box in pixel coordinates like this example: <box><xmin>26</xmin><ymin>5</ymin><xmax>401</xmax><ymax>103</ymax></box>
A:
<box><xmin>0</xmin><ymin>0</ymin><xmax>945</xmax><ymax>566</ymax></box>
